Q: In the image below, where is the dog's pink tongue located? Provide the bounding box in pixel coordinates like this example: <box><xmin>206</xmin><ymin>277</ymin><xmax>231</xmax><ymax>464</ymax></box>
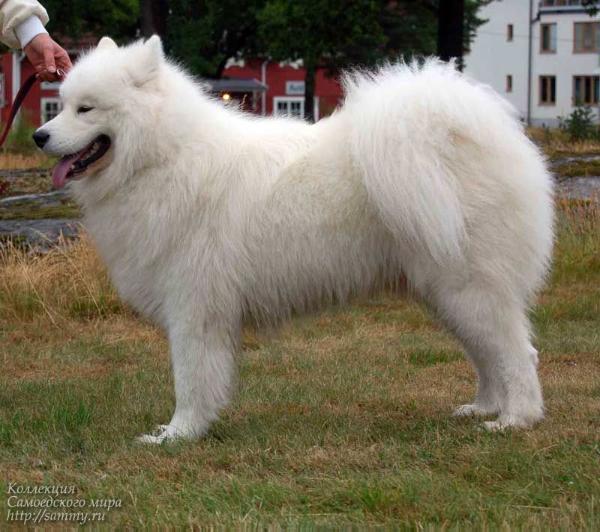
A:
<box><xmin>52</xmin><ymin>155</ymin><xmax>79</xmax><ymax>189</ymax></box>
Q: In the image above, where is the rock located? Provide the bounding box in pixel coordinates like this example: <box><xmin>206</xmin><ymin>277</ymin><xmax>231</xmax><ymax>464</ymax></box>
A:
<box><xmin>0</xmin><ymin>189</ymin><xmax>68</xmax><ymax>208</ymax></box>
<box><xmin>0</xmin><ymin>218</ymin><xmax>81</xmax><ymax>252</ymax></box>
<box><xmin>556</xmin><ymin>176</ymin><xmax>600</xmax><ymax>202</ymax></box>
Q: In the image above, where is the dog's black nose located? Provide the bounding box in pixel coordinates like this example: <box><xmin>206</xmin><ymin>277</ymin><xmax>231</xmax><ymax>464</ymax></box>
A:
<box><xmin>32</xmin><ymin>130</ymin><xmax>50</xmax><ymax>148</ymax></box>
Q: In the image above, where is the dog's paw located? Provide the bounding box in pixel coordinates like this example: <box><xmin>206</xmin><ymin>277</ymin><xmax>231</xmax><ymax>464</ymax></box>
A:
<box><xmin>482</xmin><ymin>420</ymin><xmax>509</xmax><ymax>432</ymax></box>
<box><xmin>136</xmin><ymin>424</ymin><xmax>186</xmax><ymax>444</ymax></box>
<box><xmin>482</xmin><ymin>415</ymin><xmax>533</xmax><ymax>432</ymax></box>
<box><xmin>453</xmin><ymin>403</ymin><xmax>496</xmax><ymax>417</ymax></box>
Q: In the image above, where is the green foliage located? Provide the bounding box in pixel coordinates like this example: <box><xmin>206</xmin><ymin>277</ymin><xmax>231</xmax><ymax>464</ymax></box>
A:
<box><xmin>39</xmin><ymin>1</ymin><xmax>490</xmax><ymax>80</ymax></box>
<box><xmin>5</xmin><ymin>113</ymin><xmax>37</xmax><ymax>153</ymax></box>
<box><xmin>255</xmin><ymin>0</ymin><xmax>489</xmax><ymax>121</ymax></box>
<box><xmin>559</xmin><ymin>105</ymin><xmax>598</xmax><ymax>142</ymax></box>
<box><xmin>165</xmin><ymin>0</ymin><xmax>264</xmax><ymax>78</ymax></box>
<box><xmin>257</xmin><ymin>1</ymin><xmax>385</xmax><ymax>68</ymax></box>
<box><xmin>381</xmin><ymin>0</ymin><xmax>490</xmax><ymax>58</ymax></box>
<box><xmin>163</xmin><ymin>1</ymin><xmax>489</xmax><ymax>79</ymax></box>
<box><xmin>257</xmin><ymin>0</ymin><xmax>386</xmax><ymax>121</ymax></box>
<box><xmin>38</xmin><ymin>1</ymin><xmax>491</xmax><ymax>123</ymax></box>
<box><xmin>583</xmin><ymin>0</ymin><xmax>599</xmax><ymax>16</ymax></box>
<box><xmin>42</xmin><ymin>0</ymin><xmax>140</xmax><ymax>42</ymax></box>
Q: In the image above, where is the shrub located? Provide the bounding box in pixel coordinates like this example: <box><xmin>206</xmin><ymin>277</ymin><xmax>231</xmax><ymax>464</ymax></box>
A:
<box><xmin>559</xmin><ymin>105</ymin><xmax>597</xmax><ymax>142</ymax></box>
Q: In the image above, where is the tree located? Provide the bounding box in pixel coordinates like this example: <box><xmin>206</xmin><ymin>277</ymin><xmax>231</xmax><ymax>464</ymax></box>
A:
<box><xmin>165</xmin><ymin>0</ymin><xmax>264</xmax><ymax>79</ymax></box>
<box><xmin>39</xmin><ymin>0</ymin><xmax>487</xmax><ymax>123</ymax></box>
<box><xmin>141</xmin><ymin>0</ymin><xmax>169</xmax><ymax>38</ymax></box>
<box><xmin>257</xmin><ymin>1</ymin><xmax>385</xmax><ymax>122</ymax></box>
<box><xmin>382</xmin><ymin>1</ymin><xmax>489</xmax><ymax>67</ymax></box>
<box><xmin>437</xmin><ymin>0</ymin><xmax>465</xmax><ymax>66</ymax></box>
<box><xmin>257</xmin><ymin>1</ymin><xmax>489</xmax><ymax>121</ymax></box>
<box><xmin>582</xmin><ymin>0</ymin><xmax>599</xmax><ymax>16</ymax></box>
<box><xmin>42</xmin><ymin>0</ymin><xmax>140</xmax><ymax>42</ymax></box>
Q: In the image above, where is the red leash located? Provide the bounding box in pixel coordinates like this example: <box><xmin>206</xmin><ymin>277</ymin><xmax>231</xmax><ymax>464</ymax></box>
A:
<box><xmin>0</xmin><ymin>69</ymin><xmax>67</xmax><ymax>148</ymax></box>
<box><xmin>0</xmin><ymin>73</ymin><xmax>38</xmax><ymax>148</ymax></box>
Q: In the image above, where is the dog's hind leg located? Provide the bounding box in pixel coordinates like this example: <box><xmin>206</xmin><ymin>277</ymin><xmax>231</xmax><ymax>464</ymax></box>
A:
<box><xmin>137</xmin><ymin>319</ymin><xmax>238</xmax><ymax>444</ymax></box>
<box><xmin>429</xmin><ymin>283</ymin><xmax>543</xmax><ymax>430</ymax></box>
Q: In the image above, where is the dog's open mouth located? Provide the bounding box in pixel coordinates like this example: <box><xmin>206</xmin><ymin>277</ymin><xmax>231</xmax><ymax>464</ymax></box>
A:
<box><xmin>52</xmin><ymin>134</ymin><xmax>111</xmax><ymax>189</ymax></box>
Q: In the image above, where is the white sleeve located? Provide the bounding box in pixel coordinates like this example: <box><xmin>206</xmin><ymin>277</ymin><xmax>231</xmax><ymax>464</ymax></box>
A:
<box><xmin>15</xmin><ymin>14</ymin><xmax>47</xmax><ymax>47</ymax></box>
<box><xmin>0</xmin><ymin>0</ymin><xmax>49</xmax><ymax>49</ymax></box>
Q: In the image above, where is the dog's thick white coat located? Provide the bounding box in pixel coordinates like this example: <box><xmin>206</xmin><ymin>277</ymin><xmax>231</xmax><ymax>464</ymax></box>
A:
<box><xmin>39</xmin><ymin>37</ymin><xmax>554</xmax><ymax>442</ymax></box>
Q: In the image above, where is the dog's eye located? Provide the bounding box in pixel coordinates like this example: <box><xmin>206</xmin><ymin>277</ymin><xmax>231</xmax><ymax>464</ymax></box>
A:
<box><xmin>77</xmin><ymin>106</ymin><xmax>94</xmax><ymax>114</ymax></box>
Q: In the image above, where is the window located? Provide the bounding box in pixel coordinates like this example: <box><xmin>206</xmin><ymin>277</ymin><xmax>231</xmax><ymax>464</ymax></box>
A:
<box><xmin>41</xmin><ymin>98</ymin><xmax>62</xmax><ymax>123</ymax></box>
<box><xmin>573</xmin><ymin>75</ymin><xmax>600</xmax><ymax>104</ymax></box>
<box><xmin>273</xmin><ymin>97</ymin><xmax>320</xmax><ymax>120</ymax></box>
<box><xmin>574</xmin><ymin>22</ymin><xmax>600</xmax><ymax>53</ymax></box>
<box><xmin>539</xmin><ymin>76</ymin><xmax>556</xmax><ymax>105</ymax></box>
<box><xmin>274</xmin><ymin>97</ymin><xmax>304</xmax><ymax>118</ymax></box>
<box><xmin>540</xmin><ymin>23</ymin><xmax>557</xmax><ymax>53</ymax></box>
<box><xmin>507</xmin><ymin>24</ymin><xmax>514</xmax><ymax>42</ymax></box>
<box><xmin>40</xmin><ymin>81</ymin><xmax>61</xmax><ymax>90</ymax></box>
<box><xmin>506</xmin><ymin>75</ymin><xmax>513</xmax><ymax>93</ymax></box>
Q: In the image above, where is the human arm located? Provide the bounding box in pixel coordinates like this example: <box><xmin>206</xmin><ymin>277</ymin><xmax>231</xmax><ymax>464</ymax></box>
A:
<box><xmin>0</xmin><ymin>1</ymin><xmax>72</xmax><ymax>81</ymax></box>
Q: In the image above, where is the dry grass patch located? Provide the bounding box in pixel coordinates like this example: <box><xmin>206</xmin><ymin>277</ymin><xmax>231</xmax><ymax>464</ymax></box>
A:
<box><xmin>0</xmin><ymin>152</ymin><xmax>52</xmax><ymax>170</ymax></box>
<box><xmin>528</xmin><ymin>127</ymin><xmax>600</xmax><ymax>159</ymax></box>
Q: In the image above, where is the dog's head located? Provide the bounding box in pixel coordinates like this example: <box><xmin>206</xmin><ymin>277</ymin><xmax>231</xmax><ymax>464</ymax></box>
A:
<box><xmin>34</xmin><ymin>36</ymin><xmax>165</xmax><ymax>191</ymax></box>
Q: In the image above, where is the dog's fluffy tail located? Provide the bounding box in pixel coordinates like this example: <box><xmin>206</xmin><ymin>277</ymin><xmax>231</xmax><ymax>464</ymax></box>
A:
<box><xmin>343</xmin><ymin>60</ymin><xmax>523</xmax><ymax>265</ymax></box>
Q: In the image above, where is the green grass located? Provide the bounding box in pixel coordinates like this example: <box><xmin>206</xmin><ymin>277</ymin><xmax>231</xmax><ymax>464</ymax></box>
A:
<box><xmin>0</xmin><ymin>197</ymin><xmax>80</xmax><ymax>221</ymax></box>
<box><xmin>0</xmin><ymin>205</ymin><xmax>599</xmax><ymax>528</ymax></box>
<box><xmin>554</xmin><ymin>158</ymin><xmax>600</xmax><ymax>179</ymax></box>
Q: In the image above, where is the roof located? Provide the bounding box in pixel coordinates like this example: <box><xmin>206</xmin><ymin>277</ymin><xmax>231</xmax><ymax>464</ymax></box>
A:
<box><xmin>204</xmin><ymin>77</ymin><xmax>267</xmax><ymax>93</ymax></box>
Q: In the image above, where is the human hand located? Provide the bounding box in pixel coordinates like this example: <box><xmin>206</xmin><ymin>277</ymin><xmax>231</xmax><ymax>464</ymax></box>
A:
<box><xmin>24</xmin><ymin>34</ymin><xmax>72</xmax><ymax>82</ymax></box>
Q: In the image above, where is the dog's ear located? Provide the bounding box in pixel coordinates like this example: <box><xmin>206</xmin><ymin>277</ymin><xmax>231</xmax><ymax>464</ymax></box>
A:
<box><xmin>145</xmin><ymin>35</ymin><xmax>164</xmax><ymax>59</ymax></box>
<box><xmin>97</xmin><ymin>36</ymin><xmax>118</xmax><ymax>51</ymax></box>
<box><xmin>129</xmin><ymin>35</ymin><xmax>164</xmax><ymax>87</ymax></box>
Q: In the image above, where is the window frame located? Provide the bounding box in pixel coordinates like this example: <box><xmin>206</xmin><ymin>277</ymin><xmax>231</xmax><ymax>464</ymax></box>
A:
<box><xmin>573</xmin><ymin>75</ymin><xmax>600</xmax><ymax>105</ymax></box>
<box><xmin>273</xmin><ymin>96</ymin><xmax>305</xmax><ymax>119</ymax></box>
<box><xmin>539</xmin><ymin>76</ymin><xmax>557</xmax><ymax>106</ymax></box>
<box><xmin>272</xmin><ymin>96</ymin><xmax>320</xmax><ymax>120</ymax></box>
<box><xmin>40</xmin><ymin>97</ymin><xmax>63</xmax><ymax>124</ymax></box>
<box><xmin>540</xmin><ymin>23</ymin><xmax>557</xmax><ymax>53</ymax></box>
<box><xmin>574</xmin><ymin>21</ymin><xmax>600</xmax><ymax>53</ymax></box>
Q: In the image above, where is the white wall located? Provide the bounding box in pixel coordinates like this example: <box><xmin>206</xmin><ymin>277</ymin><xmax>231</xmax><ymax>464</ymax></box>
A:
<box><xmin>532</xmin><ymin>11</ymin><xmax>600</xmax><ymax>127</ymax></box>
<box><xmin>465</xmin><ymin>0</ymin><xmax>531</xmax><ymax>120</ymax></box>
<box><xmin>465</xmin><ymin>0</ymin><xmax>600</xmax><ymax>127</ymax></box>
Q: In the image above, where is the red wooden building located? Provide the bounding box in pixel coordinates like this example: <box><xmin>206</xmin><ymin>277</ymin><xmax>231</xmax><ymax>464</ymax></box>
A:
<box><xmin>215</xmin><ymin>58</ymin><xmax>343</xmax><ymax>119</ymax></box>
<box><xmin>0</xmin><ymin>50</ymin><xmax>344</xmax><ymax>127</ymax></box>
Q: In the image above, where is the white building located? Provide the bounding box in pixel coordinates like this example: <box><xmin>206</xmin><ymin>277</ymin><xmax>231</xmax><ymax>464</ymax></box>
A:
<box><xmin>465</xmin><ymin>0</ymin><xmax>600</xmax><ymax>127</ymax></box>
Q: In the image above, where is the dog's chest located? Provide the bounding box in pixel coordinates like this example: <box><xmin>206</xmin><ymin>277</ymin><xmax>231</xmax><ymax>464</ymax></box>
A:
<box><xmin>84</xmin><ymin>210</ymin><xmax>167</xmax><ymax>321</ymax></box>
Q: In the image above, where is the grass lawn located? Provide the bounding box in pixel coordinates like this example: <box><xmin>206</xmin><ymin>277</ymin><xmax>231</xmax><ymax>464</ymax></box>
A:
<box><xmin>0</xmin><ymin>201</ymin><xmax>599</xmax><ymax>528</ymax></box>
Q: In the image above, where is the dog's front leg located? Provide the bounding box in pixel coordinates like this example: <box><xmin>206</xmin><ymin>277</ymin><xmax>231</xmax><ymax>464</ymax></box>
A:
<box><xmin>137</xmin><ymin>318</ymin><xmax>238</xmax><ymax>444</ymax></box>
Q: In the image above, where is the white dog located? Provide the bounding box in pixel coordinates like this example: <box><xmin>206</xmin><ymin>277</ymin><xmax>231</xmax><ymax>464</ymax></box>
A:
<box><xmin>34</xmin><ymin>37</ymin><xmax>554</xmax><ymax>443</ymax></box>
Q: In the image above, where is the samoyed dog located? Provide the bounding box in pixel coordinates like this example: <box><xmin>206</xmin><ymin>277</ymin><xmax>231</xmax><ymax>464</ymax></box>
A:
<box><xmin>34</xmin><ymin>36</ymin><xmax>553</xmax><ymax>443</ymax></box>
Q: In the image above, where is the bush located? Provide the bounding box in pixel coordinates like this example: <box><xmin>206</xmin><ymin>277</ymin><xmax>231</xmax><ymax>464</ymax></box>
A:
<box><xmin>559</xmin><ymin>105</ymin><xmax>598</xmax><ymax>142</ymax></box>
